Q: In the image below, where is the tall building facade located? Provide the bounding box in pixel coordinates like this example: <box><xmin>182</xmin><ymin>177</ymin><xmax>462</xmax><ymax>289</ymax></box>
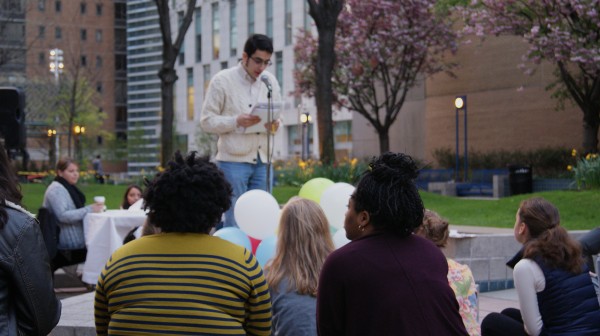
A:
<box><xmin>126</xmin><ymin>1</ymin><xmax>162</xmax><ymax>173</ymax></box>
<box><xmin>0</xmin><ymin>0</ymin><xmax>127</xmax><ymax>171</ymax></box>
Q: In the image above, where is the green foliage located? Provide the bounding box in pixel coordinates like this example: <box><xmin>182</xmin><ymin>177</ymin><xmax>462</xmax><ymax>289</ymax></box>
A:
<box><xmin>274</xmin><ymin>158</ymin><xmax>368</xmax><ymax>187</ymax></box>
<box><xmin>432</xmin><ymin>146</ymin><xmax>574</xmax><ymax>178</ymax></box>
<box><xmin>573</xmin><ymin>154</ymin><xmax>600</xmax><ymax>189</ymax></box>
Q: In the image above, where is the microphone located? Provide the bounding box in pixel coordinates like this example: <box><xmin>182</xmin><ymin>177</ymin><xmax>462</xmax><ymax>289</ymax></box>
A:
<box><xmin>260</xmin><ymin>75</ymin><xmax>272</xmax><ymax>91</ymax></box>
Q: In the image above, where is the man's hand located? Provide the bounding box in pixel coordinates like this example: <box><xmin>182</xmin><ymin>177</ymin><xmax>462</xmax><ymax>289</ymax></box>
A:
<box><xmin>264</xmin><ymin>120</ymin><xmax>280</xmax><ymax>134</ymax></box>
<box><xmin>237</xmin><ymin>114</ymin><xmax>261</xmax><ymax>128</ymax></box>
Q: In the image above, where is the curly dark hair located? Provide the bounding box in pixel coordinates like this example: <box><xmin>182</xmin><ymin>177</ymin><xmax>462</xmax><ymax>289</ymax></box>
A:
<box><xmin>353</xmin><ymin>152</ymin><xmax>424</xmax><ymax>237</ymax></box>
<box><xmin>142</xmin><ymin>151</ymin><xmax>232</xmax><ymax>233</ymax></box>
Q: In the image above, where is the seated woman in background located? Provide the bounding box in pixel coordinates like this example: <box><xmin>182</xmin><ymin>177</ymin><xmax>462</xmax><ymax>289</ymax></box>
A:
<box><xmin>94</xmin><ymin>151</ymin><xmax>272</xmax><ymax>335</ymax></box>
<box><xmin>43</xmin><ymin>157</ymin><xmax>103</xmax><ymax>273</ymax></box>
<box><xmin>264</xmin><ymin>197</ymin><xmax>335</xmax><ymax>335</ymax></box>
<box><xmin>120</xmin><ymin>184</ymin><xmax>142</xmax><ymax>210</ymax></box>
<box><xmin>481</xmin><ymin>197</ymin><xmax>600</xmax><ymax>336</ymax></box>
<box><xmin>120</xmin><ymin>184</ymin><xmax>144</xmax><ymax>244</ymax></box>
<box><xmin>316</xmin><ymin>152</ymin><xmax>468</xmax><ymax>336</ymax></box>
<box><xmin>415</xmin><ymin>210</ymin><xmax>480</xmax><ymax>336</ymax></box>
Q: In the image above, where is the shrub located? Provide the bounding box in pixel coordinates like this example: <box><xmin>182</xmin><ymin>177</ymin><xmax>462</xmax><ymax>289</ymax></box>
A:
<box><xmin>572</xmin><ymin>153</ymin><xmax>600</xmax><ymax>189</ymax></box>
<box><xmin>432</xmin><ymin>147</ymin><xmax>573</xmax><ymax>178</ymax></box>
<box><xmin>274</xmin><ymin>157</ymin><xmax>369</xmax><ymax>186</ymax></box>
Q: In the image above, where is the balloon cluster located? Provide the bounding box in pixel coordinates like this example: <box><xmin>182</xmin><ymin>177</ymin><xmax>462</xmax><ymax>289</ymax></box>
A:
<box><xmin>213</xmin><ymin>178</ymin><xmax>355</xmax><ymax>267</ymax></box>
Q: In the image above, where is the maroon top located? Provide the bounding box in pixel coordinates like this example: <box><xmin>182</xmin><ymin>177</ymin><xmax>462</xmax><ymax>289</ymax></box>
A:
<box><xmin>317</xmin><ymin>233</ymin><xmax>469</xmax><ymax>336</ymax></box>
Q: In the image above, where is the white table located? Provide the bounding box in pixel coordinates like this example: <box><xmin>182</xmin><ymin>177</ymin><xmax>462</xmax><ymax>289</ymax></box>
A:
<box><xmin>81</xmin><ymin>210</ymin><xmax>147</xmax><ymax>284</ymax></box>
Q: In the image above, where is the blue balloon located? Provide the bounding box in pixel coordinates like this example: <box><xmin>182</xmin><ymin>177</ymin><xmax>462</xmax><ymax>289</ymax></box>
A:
<box><xmin>255</xmin><ymin>235</ymin><xmax>278</xmax><ymax>268</ymax></box>
<box><xmin>214</xmin><ymin>227</ymin><xmax>252</xmax><ymax>251</ymax></box>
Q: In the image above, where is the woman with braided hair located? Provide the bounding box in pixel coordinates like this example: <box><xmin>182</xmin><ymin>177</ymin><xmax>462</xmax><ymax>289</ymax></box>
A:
<box><xmin>316</xmin><ymin>152</ymin><xmax>468</xmax><ymax>335</ymax></box>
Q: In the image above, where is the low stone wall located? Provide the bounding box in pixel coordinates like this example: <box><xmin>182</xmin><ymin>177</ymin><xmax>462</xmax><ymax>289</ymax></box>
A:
<box><xmin>444</xmin><ymin>227</ymin><xmax>588</xmax><ymax>292</ymax></box>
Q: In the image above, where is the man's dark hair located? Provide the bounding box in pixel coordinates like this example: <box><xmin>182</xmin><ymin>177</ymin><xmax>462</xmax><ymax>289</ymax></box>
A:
<box><xmin>143</xmin><ymin>151</ymin><xmax>232</xmax><ymax>233</ymax></box>
<box><xmin>353</xmin><ymin>152</ymin><xmax>424</xmax><ymax>237</ymax></box>
<box><xmin>244</xmin><ymin>34</ymin><xmax>273</xmax><ymax>57</ymax></box>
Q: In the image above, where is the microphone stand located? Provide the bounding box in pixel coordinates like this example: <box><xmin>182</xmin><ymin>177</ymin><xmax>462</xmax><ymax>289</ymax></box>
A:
<box><xmin>265</xmin><ymin>87</ymin><xmax>273</xmax><ymax>193</ymax></box>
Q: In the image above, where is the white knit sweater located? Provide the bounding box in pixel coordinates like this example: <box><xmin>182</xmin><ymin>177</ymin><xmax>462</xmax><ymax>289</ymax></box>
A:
<box><xmin>200</xmin><ymin>63</ymin><xmax>282</xmax><ymax>164</ymax></box>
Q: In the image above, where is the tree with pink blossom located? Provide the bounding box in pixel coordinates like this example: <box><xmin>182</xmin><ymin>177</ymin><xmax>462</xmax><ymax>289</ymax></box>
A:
<box><xmin>461</xmin><ymin>0</ymin><xmax>600</xmax><ymax>154</ymax></box>
<box><xmin>295</xmin><ymin>0</ymin><xmax>458</xmax><ymax>154</ymax></box>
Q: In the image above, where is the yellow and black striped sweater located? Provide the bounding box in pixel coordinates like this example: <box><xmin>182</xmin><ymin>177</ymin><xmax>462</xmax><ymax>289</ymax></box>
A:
<box><xmin>94</xmin><ymin>232</ymin><xmax>272</xmax><ymax>335</ymax></box>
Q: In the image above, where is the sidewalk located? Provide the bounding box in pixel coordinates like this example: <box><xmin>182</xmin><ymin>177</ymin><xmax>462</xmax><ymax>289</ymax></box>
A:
<box><xmin>49</xmin><ymin>288</ymin><xmax>520</xmax><ymax>335</ymax></box>
<box><xmin>478</xmin><ymin>288</ymin><xmax>518</xmax><ymax>320</ymax></box>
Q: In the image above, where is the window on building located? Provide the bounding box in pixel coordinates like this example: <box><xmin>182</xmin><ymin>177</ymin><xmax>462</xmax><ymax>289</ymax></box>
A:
<box><xmin>96</xmin><ymin>3</ymin><xmax>103</xmax><ymax>16</ymax></box>
<box><xmin>266</xmin><ymin>0</ymin><xmax>273</xmax><ymax>38</ymax></box>
<box><xmin>81</xmin><ymin>29</ymin><xmax>87</xmax><ymax>41</ymax></box>
<box><xmin>96</xmin><ymin>55</ymin><xmax>102</xmax><ymax>68</ymax></box>
<box><xmin>179</xmin><ymin>45</ymin><xmax>185</xmax><ymax>65</ymax></box>
<box><xmin>115</xmin><ymin>54</ymin><xmax>126</xmax><ymax>71</ymax></box>
<box><xmin>333</xmin><ymin>120</ymin><xmax>352</xmax><ymax>158</ymax></box>
<box><xmin>220</xmin><ymin>61</ymin><xmax>228</xmax><ymax>70</ymax></box>
<box><xmin>195</xmin><ymin>7</ymin><xmax>202</xmax><ymax>62</ymax></box>
<box><xmin>96</xmin><ymin>82</ymin><xmax>103</xmax><ymax>93</ymax></box>
<box><xmin>285</xmin><ymin>0</ymin><xmax>292</xmax><ymax>45</ymax></box>
<box><xmin>38</xmin><ymin>25</ymin><xmax>45</xmax><ymax>38</ymax></box>
<box><xmin>114</xmin><ymin>3</ymin><xmax>125</xmax><ymax>19</ymax></box>
<box><xmin>96</xmin><ymin>29</ymin><xmax>102</xmax><ymax>42</ymax></box>
<box><xmin>187</xmin><ymin>68</ymin><xmax>194</xmax><ymax>121</ymax></box>
<box><xmin>55</xmin><ymin>27</ymin><xmax>62</xmax><ymax>39</ymax></box>
<box><xmin>247</xmin><ymin>0</ymin><xmax>254</xmax><ymax>35</ymax></box>
<box><xmin>229</xmin><ymin>0</ymin><xmax>237</xmax><ymax>57</ymax></box>
<box><xmin>81</xmin><ymin>55</ymin><xmax>87</xmax><ymax>66</ymax></box>
<box><xmin>38</xmin><ymin>0</ymin><xmax>45</xmax><ymax>11</ymax></box>
<box><xmin>211</xmin><ymin>2</ymin><xmax>220</xmax><ymax>60</ymax></box>
<box><xmin>275</xmin><ymin>51</ymin><xmax>283</xmax><ymax>90</ymax></box>
<box><xmin>55</xmin><ymin>0</ymin><xmax>61</xmax><ymax>12</ymax></box>
<box><xmin>116</xmin><ymin>106</ymin><xmax>127</xmax><ymax>123</ymax></box>
<box><xmin>304</xmin><ymin>1</ymin><xmax>311</xmax><ymax>30</ymax></box>
<box><xmin>80</xmin><ymin>2</ymin><xmax>86</xmax><ymax>14</ymax></box>
<box><xmin>203</xmin><ymin>64</ymin><xmax>211</xmax><ymax>95</ymax></box>
<box><xmin>38</xmin><ymin>52</ymin><xmax>44</xmax><ymax>65</ymax></box>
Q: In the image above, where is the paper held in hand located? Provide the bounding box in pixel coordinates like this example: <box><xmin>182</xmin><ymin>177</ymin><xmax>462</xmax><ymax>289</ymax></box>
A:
<box><xmin>244</xmin><ymin>101</ymin><xmax>282</xmax><ymax>133</ymax></box>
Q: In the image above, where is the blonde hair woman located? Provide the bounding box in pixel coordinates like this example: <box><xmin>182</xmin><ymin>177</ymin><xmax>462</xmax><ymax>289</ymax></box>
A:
<box><xmin>264</xmin><ymin>197</ymin><xmax>335</xmax><ymax>335</ymax></box>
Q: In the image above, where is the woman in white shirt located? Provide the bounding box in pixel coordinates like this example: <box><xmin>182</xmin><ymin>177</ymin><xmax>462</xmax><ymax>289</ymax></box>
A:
<box><xmin>481</xmin><ymin>197</ymin><xmax>600</xmax><ymax>336</ymax></box>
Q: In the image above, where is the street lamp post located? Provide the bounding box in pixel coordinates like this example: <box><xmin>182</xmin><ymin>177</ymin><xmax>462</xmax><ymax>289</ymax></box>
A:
<box><xmin>300</xmin><ymin>112</ymin><xmax>312</xmax><ymax>161</ymax></box>
<box><xmin>454</xmin><ymin>96</ymin><xmax>468</xmax><ymax>181</ymax></box>
<box><xmin>49</xmin><ymin>48</ymin><xmax>64</xmax><ymax>165</ymax></box>
<box><xmin>73</xmin><ymin>125</ymin><xmax>85</xmax><ymax>164</ymax></box>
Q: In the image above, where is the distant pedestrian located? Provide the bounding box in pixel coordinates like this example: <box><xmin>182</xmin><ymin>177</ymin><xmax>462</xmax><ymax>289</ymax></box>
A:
<box><xmin>92</xmin><ymin>155</ymin><xmax>104</xmax><ymax>184</ymax></box>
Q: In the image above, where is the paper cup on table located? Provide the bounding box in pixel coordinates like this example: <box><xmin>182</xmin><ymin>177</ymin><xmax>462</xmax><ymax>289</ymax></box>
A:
<box><xmin>94</xmin><ymin>196</ymin><xmax>107</xmax><ymax>211</ymax></box>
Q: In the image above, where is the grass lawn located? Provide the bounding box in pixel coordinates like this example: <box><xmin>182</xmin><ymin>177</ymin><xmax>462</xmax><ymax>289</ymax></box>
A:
<box><xmin>20</xmin><ymin>183</ymin><xmax>598</xmax><ymax>231</ymax></box>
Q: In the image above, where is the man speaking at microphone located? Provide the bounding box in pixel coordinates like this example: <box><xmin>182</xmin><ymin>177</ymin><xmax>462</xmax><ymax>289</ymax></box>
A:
<box><xmin>200</xmin><ymin>34</ymin><xmax>282</xmax><ymax>229</ymax></box>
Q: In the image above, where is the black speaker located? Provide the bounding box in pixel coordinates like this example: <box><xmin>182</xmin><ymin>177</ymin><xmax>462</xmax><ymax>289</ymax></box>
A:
<box><xmin>0</xmin><ymin>87</ymin><xmax>26</xmax><ymax>149</ymax></box>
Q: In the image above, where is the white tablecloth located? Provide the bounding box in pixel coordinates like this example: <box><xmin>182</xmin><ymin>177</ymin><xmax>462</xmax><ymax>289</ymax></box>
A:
<box><xmin>81</xmin><ymin>210</ymin><xmax>147</xmax><ymax>284</ymax></box>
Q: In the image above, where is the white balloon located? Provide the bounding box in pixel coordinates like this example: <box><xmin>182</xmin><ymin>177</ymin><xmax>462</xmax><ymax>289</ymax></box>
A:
<box><xmin>234</xmin><ymin>190</ymin><xmax>280</xmax><ymax>240</ymax></box>
<box><xmin>333</xmin><ymin>228</ymin><xmax>351</xmax><ymax>249</ymax></box>
<box><xmin>320</xmin><ymin>183</ymin><xmax>355</xmax><ymax>230</ymax></box>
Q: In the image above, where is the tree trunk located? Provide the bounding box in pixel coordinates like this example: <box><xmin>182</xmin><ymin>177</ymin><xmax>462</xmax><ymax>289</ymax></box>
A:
<box><xmin>159</xmin><ymin>68</ymin><xmax>177</xmax><ymax>167</ymax></box>
<box><xmin>582</xmin><ymin>106</ymin><xmax>600</xmax><ymax>154</ymax></box>
<box><xmin>316</xmin><ymin>28</ymin><xmax>336</xmax><ymax>164</ymax></box>
<box><xmin>378</xmin><ymin>128</ymin><xmax>390</xmax><ymax>154</ymax></box>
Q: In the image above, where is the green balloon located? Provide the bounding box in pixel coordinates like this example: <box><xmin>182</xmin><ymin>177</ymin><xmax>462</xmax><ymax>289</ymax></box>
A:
<box><xmin>299</xmin><ymin>178</ymin><xmax>334</xmax><ymax>203</ymax></box>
